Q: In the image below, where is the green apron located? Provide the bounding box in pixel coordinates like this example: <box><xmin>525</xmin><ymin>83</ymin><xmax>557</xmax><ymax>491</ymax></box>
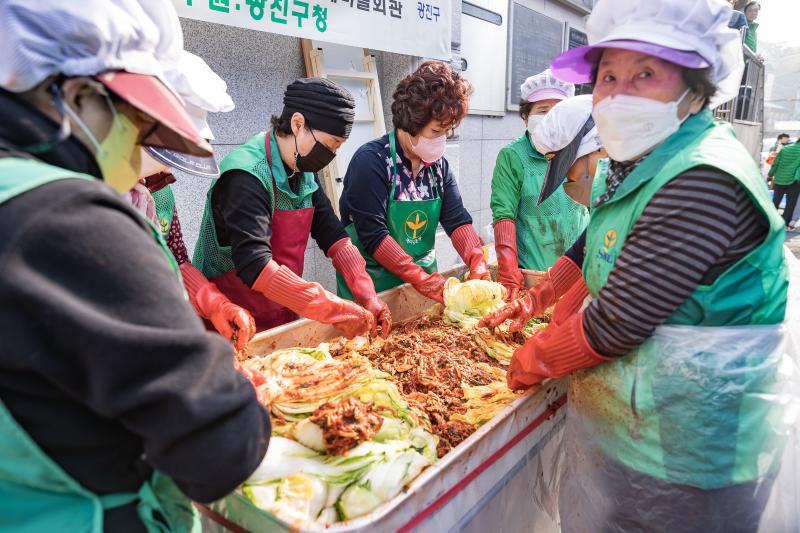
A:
<box><xmin>151</xmin><ymin>185</ymin><xmax>175</xmax><ymax>240</ymax></box>
<box><xmin>0</xmin><ymin>157</ymin><xmax>197</xmax><ymax>532</ymax></box>
<box><xmin>336</xmin><ymin>130</ymin><xmax>442</xmax><ymax>299</ymax></box>
<box><xmin>572</xmin><ymin>109</ymin><xmax>790</xmax><ymax>489</ymax></box>
<box><xmin>509</xmin><ymin>134</ymin><xmax>590</xmax><ymax>270</ymax></box>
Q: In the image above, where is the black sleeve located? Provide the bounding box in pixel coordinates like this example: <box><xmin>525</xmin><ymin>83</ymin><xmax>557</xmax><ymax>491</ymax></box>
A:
<box><xmin>310</xmin><ymin>177</ymin><xmax>347</xmax><ymax>255</ymax></box>
<box><xmin>438</xmin><ymin>159</ymin><xmax>473</xmax><ymax>236</ymax></box>
<box><xmin>212</xmin><ymin>169</ymin><xmax>273</xmax><ymax>287</ymax></box>
<box><xmin>340</xmin><ymin>148</ymin><xmax>393</xmax><ymax>255</ymax></box>
<box><xmin>582</xmin><ymin>169</ymin><xmax>763</xmax><ymax>357</ymax></box>
<box><xmin>0</xmin><ymin>179</ymin><xmax>270</xmax><ymax>502</ymax></box>
<box><xmin>564</xmin><ymin>229</ymin><xmax>587</xmax><ymax>267</ymax></box>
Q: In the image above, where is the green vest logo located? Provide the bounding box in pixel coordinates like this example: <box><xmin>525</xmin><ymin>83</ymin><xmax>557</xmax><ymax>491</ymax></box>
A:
<box><xmin>599</xmin><ymin>229</ymin><xmax>617</xmax><ymax>264</ymax></box>
<box><xmin>405</xmin><ymin>210</ymin><xmax>429</xmax><ymax>243</ymax></box>
<box><xmin>159</xmin><ymin>217</ymin><xmax>170</xmax><ymax>236</ymax></box>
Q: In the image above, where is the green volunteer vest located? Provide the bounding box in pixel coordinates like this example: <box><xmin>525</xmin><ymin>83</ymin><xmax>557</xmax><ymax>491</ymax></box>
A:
<box><xmin>0</xmin><ymin>157</ymin><xmax>196</xmax><ymax>532</ymax></box>
<box><xmin>193</xmin><ymin>130</ymin><xmax>317</xmax><ymax>278</ymax></box>
<box><xmin>508</xmin><ymin>134</ymin><xmax>589</xmax><ymax>270</ymax></box>
<box><xmin>574</xmin><ymin>109</ymin><xmax>789</xmax><ymax>488</ymax></box>
<box><xmin>336</xmin><ymin>130</ymin><xmax>441</xmax><ymax>299</ymax></box>
<box><xmin>152</xmin><ymin>185</ymin><xmax>175</xmax><ymax>240</ymax></box>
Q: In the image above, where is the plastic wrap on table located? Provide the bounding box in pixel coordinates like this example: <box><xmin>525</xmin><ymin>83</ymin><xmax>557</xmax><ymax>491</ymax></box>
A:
<box><xmin>559</xmin><ymin>248</ymin><xmax>800</xmax><ymax>533</ymax></box>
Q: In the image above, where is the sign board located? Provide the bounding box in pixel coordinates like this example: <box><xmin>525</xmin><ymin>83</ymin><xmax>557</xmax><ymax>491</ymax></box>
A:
<box><xmin>173</xmin><ymin>0</ymin><xmax>451</xmax><ymax>60</ymax></box>
<box><xmin>507</xmin><ymin>3</ymin><xmax>563</xmax><ymax>109</ymax></box>
<box><xmin>565</xmin><ymin>26</ymin><xmax>592</xmax><ymax>96</ymax></box>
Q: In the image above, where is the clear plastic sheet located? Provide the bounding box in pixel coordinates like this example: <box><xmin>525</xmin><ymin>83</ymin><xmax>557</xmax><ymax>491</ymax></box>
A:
<box><xmin>559</xmin><ymin>249</ymin><xmax>800</xmax><ymax>533</ymax></box>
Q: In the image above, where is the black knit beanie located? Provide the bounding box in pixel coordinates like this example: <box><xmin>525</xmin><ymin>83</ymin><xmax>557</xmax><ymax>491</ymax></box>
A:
<box><xmin>280</xmin><ymin>78</ymin><xmax>356</xmax><ymax>138</ymax></box>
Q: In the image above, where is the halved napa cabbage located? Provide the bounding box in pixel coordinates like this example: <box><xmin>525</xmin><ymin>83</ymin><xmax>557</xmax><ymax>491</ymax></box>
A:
<box><xmin>442</xmin><ymin>278</ymin><xmax>506</xmax><ymax>328</ymax></box>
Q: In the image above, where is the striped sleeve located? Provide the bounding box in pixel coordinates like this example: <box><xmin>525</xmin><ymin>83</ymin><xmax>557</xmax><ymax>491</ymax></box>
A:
<box><xmin>582</xmin><ymin>167</ymin><xmax>766</xmax><ymax>357</ymax></box>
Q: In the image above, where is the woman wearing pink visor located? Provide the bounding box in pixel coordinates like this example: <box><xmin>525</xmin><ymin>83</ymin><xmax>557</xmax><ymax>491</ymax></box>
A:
<box><xmin>0</xmin><ymin>1</ymin><xmax>271</xmax><ymax>531</ymax></box>
<box><xmin>487</xmin><ymin>0</ymin><xmax>799</xmax><ymax>531</ymax></box>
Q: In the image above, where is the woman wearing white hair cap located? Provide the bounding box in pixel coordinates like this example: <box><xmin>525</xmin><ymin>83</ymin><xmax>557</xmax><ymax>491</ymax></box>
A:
<box><xmin>487</xmin><ymin>0</ymin><xmax>799</xmax><ymax>531</ymax></box>
<box><xmin>490</xmin><ymin>69</ymin><xmax>586</xmax><ymax>300</ymax></box>
<box><xmin>481</xmin><ymin>96</ymin><xmax>606</xmax><ymax>330</ymax></box>
<box><xmin>0</xmin><ymin>1</ymin><xmax>271</xmax><ymax>531</ymax></box>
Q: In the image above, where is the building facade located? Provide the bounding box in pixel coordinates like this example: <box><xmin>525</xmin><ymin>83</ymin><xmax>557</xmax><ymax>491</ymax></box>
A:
<box><xmin>172</xmin><ymin>0</ymin><xmax>595</xmax><ymax>290</ymax></box>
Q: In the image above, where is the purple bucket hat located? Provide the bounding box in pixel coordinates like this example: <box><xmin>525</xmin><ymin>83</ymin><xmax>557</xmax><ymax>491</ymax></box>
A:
<box><xmin>551</xmin><ymin>40</ymin><xmax>710</xmax><ymax>84</ymax></box>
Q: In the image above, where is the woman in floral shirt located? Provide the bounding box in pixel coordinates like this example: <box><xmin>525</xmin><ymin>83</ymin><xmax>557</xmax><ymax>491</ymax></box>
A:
<box><xmin>338</xmin><ymin>61</ymin><xmax>489</xmax><ymax>303</ymax></box>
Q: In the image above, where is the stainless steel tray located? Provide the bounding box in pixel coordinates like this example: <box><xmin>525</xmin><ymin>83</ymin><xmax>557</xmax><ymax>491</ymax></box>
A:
<box><xmin>199</xmin><ymin>267</ymin><xmax>566</xmax><ymax>532</ymax></box>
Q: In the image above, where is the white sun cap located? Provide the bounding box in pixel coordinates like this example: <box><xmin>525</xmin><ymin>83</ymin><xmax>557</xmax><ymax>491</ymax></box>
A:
<box><xmin>145</xmin><ymin>51</ymin><xmax>235</xmax><ymax>177</ymax></box>
<box><xmin>520</xmin><ymin>69</ymin><xmax>575</xmax><ymax>103</ymax></box>
<box><xmin>165</xmin><ymin>52</ymin><xmax>235</xmax><ymax>141</ymax></box>
<box><xmin>533</xmin><ymin>95</ymin><xmax>602</xmax><ymax>205</ymax></box>
<box><xmin>533</xmin><ymin>95</ymin><xmax>600</xmax><ymax>161</ymax></box>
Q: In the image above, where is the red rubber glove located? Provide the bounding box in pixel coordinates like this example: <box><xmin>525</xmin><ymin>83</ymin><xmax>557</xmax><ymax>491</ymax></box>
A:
<box><xmin>478</xmin><ymin>256</ymin><xmax>582</xmax><ymax>332</ymax></box>
<box><xmin>372</xmin><ymin>236</ymin><xmax>446</xmax><ymax>303</ymax></box>
<box><xmin>550</xmin><ymin>278</ymin><xmax>590</xmax><ymax>327</ymax></box>
<box><xmin>493</xmin><ymin>219</ymin><xmax>524</xmax><ymax>300</ymax></box>
<box><xmin>328</xmin><ymin>237</ymin><xmax>392</xmax><ymax>338</ymax></box>
<box><xmin>252</xmin><ymin>260</ymin><xmax>374</xmax><ymax>339</ymax></box>
<box><xmin>233</xmin><ymin>359</ymin><xmax>269</xmax><ymax>404</ymax></box>
<box><xmin>507</xmin><ymin>311</ymin><xmax>609</xmax><ymax>390</ymax></box>
<box><xmin>180</xmin><ymin>263</ymin><xmax>256</xmax><ymax>351</ymax></box>
<box><xmin>451</xmin><ymin>224</ymin><xmax>491</xmax><ymax>281</ymax></box>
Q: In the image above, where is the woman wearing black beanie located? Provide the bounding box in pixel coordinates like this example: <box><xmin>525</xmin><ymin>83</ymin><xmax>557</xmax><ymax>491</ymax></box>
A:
<box><xmin>193</xmin><ymin>78</ymin><xmax>391</xmax><ymax>338</ymax></box>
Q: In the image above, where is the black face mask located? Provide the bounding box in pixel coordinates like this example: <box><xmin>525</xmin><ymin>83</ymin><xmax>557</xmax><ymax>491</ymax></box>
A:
<box><xmin>294</xmin><ymin>129</ymin><xmax>336</xmax><ymax>173</ymax></box>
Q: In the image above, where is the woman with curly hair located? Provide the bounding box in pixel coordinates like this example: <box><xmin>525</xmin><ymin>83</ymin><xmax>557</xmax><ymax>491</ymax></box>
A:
<box><xmin>338</xmin><ymin>61</ymin><xmax>489</xmax><ymax>303</ymax></box>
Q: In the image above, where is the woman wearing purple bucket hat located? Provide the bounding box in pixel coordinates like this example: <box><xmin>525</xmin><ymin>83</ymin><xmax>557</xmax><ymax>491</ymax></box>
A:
<box><xmin>482</xmin><ymin>0</ymin><xmax>800</xmax><ymax>531</ymax></box>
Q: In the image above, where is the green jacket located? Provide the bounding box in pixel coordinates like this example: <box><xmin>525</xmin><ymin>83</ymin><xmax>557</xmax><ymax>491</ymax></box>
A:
<box><xmin>744</xmin><ymin>20</ymin><xmax>758</xmax><ymax>53</ymax></box>
<box><xmin>768</xmin><ymin>142</ymin><xmax>800</xmax><ymax>185</ymax></box>
<box><xmin>490</xmin><ymin>133</ymin><xmax>589</xmax><ymax>270</ymax></box>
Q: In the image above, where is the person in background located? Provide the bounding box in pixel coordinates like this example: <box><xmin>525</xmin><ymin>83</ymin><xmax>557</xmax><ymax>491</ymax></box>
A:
<box><xmin>127</xmin><ymin>51</ymin><xmax>256</xmax><ymax>352</ymax></box>
<box><xmin>768</xmin><ymin>139</ymin><xmax>800</xmax><ymax>228</ymax></box>
<box><xmin>743</xmin><ymin>1</ymin><xmax>760</xmax><ymax>53</ymax></box>
<box><xmin>193</xmin><ymin>78</ymin><xmax>391</xmax><ymax>338</ymax></box>
<box><xmin>766</xmin><ymin>133</ymin><xmax>791</xmax><ymax>172</ymax></box>
<box><xmin>338</xmin><ymin>61</ymin><xmax>489</xmax><ymax>303</ymax></box>
<box><xmin>771</xmin><ymin>133</ymin><xmax>791</xmax><ymax>154</ymax></box>
<box><xmin>490</xmin><ymin>70</ymin><xmax>587</xmax><ymax>300</ymax></box>
<box><xmin>481</xmin><ymin>94</ymin><xmax>605</xmax><ymax>331</ymax></box>
<box><xmin>728</xmin><ymin>7</ymin><xmax>748</xmax><ymax>42</ymax></box>
<box><xmin>0</xmin><ymin>1</ymin><xmax>270</xmax><ymax>531</ymax></box>
<box><xmin>483</xmin><ymin>0</ymin><xmax>795</xmax><ymax>530</ymax></box>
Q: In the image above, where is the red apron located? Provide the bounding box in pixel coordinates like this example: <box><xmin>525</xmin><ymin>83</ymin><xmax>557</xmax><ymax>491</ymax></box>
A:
<box><xmin>210</xmin><ymin>132</ymin><xmax>314</xmax><ymax>332</ymax></box>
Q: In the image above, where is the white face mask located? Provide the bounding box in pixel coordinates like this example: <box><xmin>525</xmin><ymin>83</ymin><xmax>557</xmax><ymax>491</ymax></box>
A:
<box><xmin>526</xmin><ymin>114</ymin><xmax>545</xmax><ymax>138</ymax></box>
<box><xmin>592</xmin><ymin>89</ymin><xmax>691</xmax><ymax>162</ymax></box>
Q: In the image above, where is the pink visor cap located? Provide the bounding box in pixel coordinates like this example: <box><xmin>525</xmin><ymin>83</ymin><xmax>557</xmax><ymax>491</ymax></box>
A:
<box><xmin>551</xmin><ymin>39</ymin><xmax>710</xmax><ymax>84</ymax></box>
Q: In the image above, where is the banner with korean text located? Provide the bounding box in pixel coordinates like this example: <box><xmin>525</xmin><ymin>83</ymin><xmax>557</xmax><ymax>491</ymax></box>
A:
<box><xmin>174</xmin><ymin>0</ymin><xmax>451</xmax><ymax>60</ymax></box>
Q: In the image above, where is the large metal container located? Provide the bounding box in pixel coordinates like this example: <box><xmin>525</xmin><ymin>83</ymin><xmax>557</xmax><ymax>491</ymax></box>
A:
<box><xmin>198</xmin><ymin>268</ymin><xmax>566</xmax><ymax>532</ymax></box>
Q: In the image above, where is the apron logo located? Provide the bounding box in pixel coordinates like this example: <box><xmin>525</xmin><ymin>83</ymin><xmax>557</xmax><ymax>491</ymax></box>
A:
<box><xmin>405</xmin><ymin>210</ymin><xmax>429</xmax><ymax>244</ymax></box>
<box><xmin>598</xmin><ymin>229</ymin><xmax>617</xmax><ymax>264</ymax></box>
<box><xmin>159</xmin><ymin>217</ymin><xmax>169</xmax><ymax>235</ymax></box>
